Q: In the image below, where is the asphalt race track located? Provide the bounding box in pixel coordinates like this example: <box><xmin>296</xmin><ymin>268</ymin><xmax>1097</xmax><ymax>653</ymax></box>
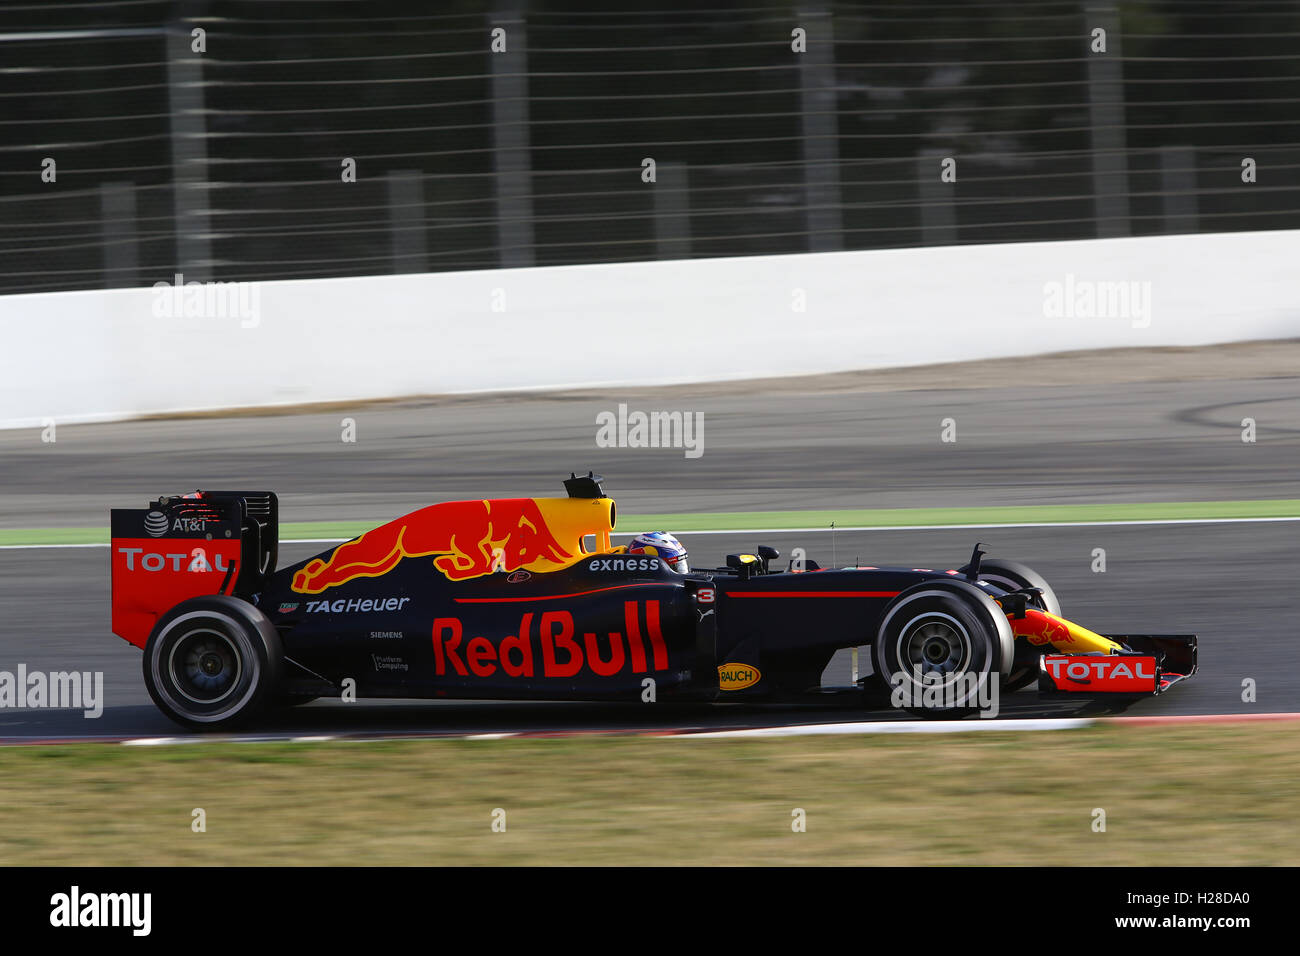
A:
<box><xmin>1</xmin><ymin>364</ymin><xmax>1296</xmax><ymax>739</ymax></box>
<box><xmin>4</xmin><ymin>369</ymin><xmax>1300</xmax><ymax>529</ymax></box>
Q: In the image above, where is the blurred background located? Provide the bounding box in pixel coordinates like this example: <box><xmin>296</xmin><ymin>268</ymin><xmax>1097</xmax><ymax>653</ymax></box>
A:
<box><xmin>0</xmin><ymin>4</ymin><xmax>1297</xmax><ymax>823</ymax></box>
<box><xmin>3</xmin><ymin>0</ymin><xmax>1299</xmax><ymax>295</ymax></box>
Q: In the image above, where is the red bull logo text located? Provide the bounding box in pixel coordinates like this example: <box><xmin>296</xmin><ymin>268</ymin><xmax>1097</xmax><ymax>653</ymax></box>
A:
<box><xmin>293</xmin><ymin>498</ymin><xmax>577</xmax><ymax>593</ymax></box>
<box><xmin>432</xmin><ymin>601</ymin><xmax>669</xmax><ymax>678</ymax></box>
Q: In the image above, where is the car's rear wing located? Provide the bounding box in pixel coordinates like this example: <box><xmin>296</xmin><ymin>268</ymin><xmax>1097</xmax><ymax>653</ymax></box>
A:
<box><xmin>110</xmin><ymin>490</ymin><xmax>278</xmax><ymax>649</ymax></box>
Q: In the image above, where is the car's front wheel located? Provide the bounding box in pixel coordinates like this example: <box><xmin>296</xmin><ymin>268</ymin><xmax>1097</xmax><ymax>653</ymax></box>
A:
<box><xmin>873</xmin><ymin>585</ymin><xmax>1010</xmax><ymax>719</ymax></box>
<box><xmin>143</xmin><ymin>596</ymin><xmax>282</xmax><ymax>731</ymax></box>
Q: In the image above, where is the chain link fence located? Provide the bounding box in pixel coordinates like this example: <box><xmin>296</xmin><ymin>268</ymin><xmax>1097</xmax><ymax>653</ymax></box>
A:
<box><xmin>1</xmin><ymin>0</ymin><xmax>1298</xmax><ymax>295</ymax></box>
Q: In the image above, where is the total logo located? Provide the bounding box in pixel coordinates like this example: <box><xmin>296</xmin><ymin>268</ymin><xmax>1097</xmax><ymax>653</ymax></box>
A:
<box><xmin>1045</xmin><ymin>657</ymin><xmax>1155</xmax><ymax>683</ymax></box>
<box><xmin>117</xmin><ymin>547</ymin><xmax>231</xmax><ymax>573</ymax></box>
<box><xmin>143</xmin><ymin>511</ymin><xmax>209</xmax><ymax>537</ymax></box>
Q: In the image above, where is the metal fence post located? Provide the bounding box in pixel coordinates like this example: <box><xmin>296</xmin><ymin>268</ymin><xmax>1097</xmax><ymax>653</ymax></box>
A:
<box><xmin>916</xmin><ymin>151</ymin><xmax>958</xmax><ymax>246</ymax></box>
<box><xmin>100</xmin><ymin>182</ymin><xmax>139</xmax><ymax>287</ymax></box>
<box><xmin>167</xmin><ymin>15</ymin><xmax>211</xmax><ymax>280</ymax></box>
<box><xmin>654</xmin><ymin>162</ymin><xmax>691</xmax><ymax>260</ymax></box>
<box><xmin>388</xmin><ymin>170</ymin><xmax>428</xmax><ymax>273</ymax></box>
<box><xmin>491</xmin><ymin>7</ymin><xmax>536</xmax><ymax>269</ymax></box>
<box><xmin>799</xmin><ymin>7</ymin><xmax>843</xmax><ymax>252</ymax></box>
<box><xmin>1159</xmin><ymin>145</ymin><xmax>1198</xmax><ymax>235</ymax></box>
<box><xmin>1085</xmin><ymin>4</ymin><xmax>1131</xmax><ymax>238</ymax></box>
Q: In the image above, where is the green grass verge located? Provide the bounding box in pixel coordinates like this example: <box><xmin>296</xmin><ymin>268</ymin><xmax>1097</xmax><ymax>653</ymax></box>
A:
<box><xmin>0</xmin><ymin>723</ymin><xmax>1295</xmax><ymax>865</ymax></box>
<box><xmin>5</xmin><ymin>499</ymin><xmax>1299</xmax><ymax>546</ymax></box>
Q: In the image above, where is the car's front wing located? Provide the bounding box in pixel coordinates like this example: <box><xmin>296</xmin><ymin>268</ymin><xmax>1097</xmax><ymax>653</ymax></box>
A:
<box><xmin>1037</xmin><ymin>633</ymin><xmax>1198</xmax><ymax>696</ymax></box>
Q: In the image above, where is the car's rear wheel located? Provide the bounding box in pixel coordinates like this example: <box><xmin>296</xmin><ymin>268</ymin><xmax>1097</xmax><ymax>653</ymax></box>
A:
<box><xmin>873</xmin><ymin>585</ymin><xmax>1010</xmax><ymax>719</ymax></box>
<box><xmin>143</xmin><ymin>596</ymin><xmax>282</xmax><ymax>731</ymax></box>
<box><xmin>958</xmin><ymin>559</ymin><xmax>1060</xmax><ymax>692</ymax></box>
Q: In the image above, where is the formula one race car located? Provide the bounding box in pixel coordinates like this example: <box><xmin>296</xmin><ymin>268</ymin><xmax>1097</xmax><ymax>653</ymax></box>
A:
<box><xmin>110</xmin><ymin>474</ymin><xmax>1197</xmax><ymax>729</ymax></box>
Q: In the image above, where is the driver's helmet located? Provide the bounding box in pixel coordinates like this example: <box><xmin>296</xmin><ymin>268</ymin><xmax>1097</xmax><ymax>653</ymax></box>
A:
<box><xmin>628</xmin><ymin>531</ymin><xmax>689</xmax><ymax>573</ymax></box>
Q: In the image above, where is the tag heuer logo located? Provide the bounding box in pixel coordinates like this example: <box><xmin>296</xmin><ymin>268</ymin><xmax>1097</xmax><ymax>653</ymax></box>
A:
<box><xmin>143</xmin><ymin>511</ymin><xmax>169</xmax><ymax>537</ymax></box>
<box><xmin>278</xmin><ymin>602</ymin><xmax>299</xmax><ymax>613</ymax></box>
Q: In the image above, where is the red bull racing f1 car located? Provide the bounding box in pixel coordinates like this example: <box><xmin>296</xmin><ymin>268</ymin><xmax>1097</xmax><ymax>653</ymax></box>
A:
<box><xmin>110</xmin><ymin>474</ymin><xmax>1197</xmax><ymax>729</ymax></box>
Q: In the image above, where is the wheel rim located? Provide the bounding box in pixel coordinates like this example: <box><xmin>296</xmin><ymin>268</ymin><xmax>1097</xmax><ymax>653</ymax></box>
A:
<box><xmin>168</xmin><ymin>628</ymin><xmax>243</xmax><ymax>705</ymax></box>
<box><xmin>897</xmin><ymin>612</ymin><xmax>971</xmax><ymax>686</ymax></box>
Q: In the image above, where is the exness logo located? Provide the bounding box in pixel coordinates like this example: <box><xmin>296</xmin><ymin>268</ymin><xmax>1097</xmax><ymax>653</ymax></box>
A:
<box><xmin>50</xmin><ymin>886</ymin><xmax>151</xmax><ymax>936</ymax></box>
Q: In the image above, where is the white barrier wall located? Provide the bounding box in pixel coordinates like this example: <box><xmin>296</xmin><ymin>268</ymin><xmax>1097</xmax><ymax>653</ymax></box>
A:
<box><xmin>3</xmin><ymin>229</ymin><xmax>1299</xmax><ymax>429</ymax></box>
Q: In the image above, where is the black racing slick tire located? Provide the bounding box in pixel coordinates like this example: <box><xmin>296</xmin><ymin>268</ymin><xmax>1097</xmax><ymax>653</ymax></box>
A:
<box><xmin>958</xmin><ymin>559</ymin><xmax>1061</xmax><ymax>692</ymax></box>
<box><xmin>959</xmin><ymin>558</ymin><xmax>1062</xmax><ymax>617</ymax></box>
<box><xmin>142</xmin><ymin>595</ymin><xmax>283</xmax><ymax>731</ymax></box>
<box><xmin>873</xmin><ymin>583</ymin><xmax>1012</xmax><ymax>719</ymax></box>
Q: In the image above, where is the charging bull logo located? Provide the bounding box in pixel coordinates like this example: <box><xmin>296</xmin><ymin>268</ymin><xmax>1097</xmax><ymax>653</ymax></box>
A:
<box><xmin>292</xmin><ymin>498</ymin><xmax>574</xmax><ymax>593</ymax></box>
<box><xmin>1007</xmin><ymin>607</ymin><xmax>1118</xmax><ymax>654</ymax></box>
<box><xmin>1012</xmin><ymin>608</ymin><xmax>1076</xmax><ymax>647</ymax></box>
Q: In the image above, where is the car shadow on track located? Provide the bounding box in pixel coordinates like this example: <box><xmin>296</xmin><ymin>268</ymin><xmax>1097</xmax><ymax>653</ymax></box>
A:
<box><xmin>0</xmin><ymin>691</ymin><xmax>1148</xmax><ymax>741</ymax></box>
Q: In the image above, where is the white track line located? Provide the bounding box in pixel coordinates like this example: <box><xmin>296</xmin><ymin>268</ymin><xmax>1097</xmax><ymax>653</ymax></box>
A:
<box><xmin>121</xmin><ymin>737</ymin><xmax>180</xmax><ymax>746</ymax></box>
<box><xmin>661</xmin><ymin>516</ymin><xmax>1300</xmax><ymax>535</ymax></box>
<box><xmin>686</xmin><ymin>718</ymin><xmax>1095</xmax><ymax>737</ymax></box>
<box><xmin>7</xmin><ymin>713</ymin><xmax>1293</xmax><ymax>747</ymax></box>
<box><xmin>109</xmin><ymin>721</ymin><xmax>1089</xmax><ymax>745</ymax></box>
<box><xmin>5</xmin><ymin>515</ymin><xmax>1298</xmax><ymax>551</ymax></box>
<box><xmin>0</xmin><ymin>542</ymin><xmax>111</xmax><ymax>550</ymax></box>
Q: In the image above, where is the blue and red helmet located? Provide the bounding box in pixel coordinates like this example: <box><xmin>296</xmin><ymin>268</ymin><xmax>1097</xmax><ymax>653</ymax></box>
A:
<box><xmin>628</xmin><ymin>531</ymin><xmax>689</xmax><ymax>573</ymax></box>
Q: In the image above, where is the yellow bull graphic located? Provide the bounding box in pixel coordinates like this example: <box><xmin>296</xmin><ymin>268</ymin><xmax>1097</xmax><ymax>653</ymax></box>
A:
<box><xmin>1004</xmin><ymin>606</ymin><xmax>1122</xmax><ymax>655</ymax></box>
